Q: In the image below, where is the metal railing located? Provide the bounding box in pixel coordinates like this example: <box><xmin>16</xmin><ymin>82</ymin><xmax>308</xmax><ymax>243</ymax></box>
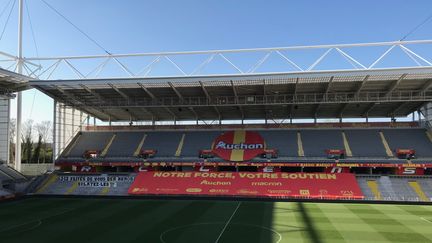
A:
<box><xmin>55</xmin><ymin>90</ymin><xmax>432</xmax><ymax>109</ymax></box>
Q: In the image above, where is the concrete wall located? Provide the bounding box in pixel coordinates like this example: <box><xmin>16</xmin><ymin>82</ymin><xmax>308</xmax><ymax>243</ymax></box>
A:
<box><xmin>0</xmin><ymin>98</ymin><xmax>9</xmax><ymax>163</ymax></box>
<box><xmin>20</xmin><ymin>163</ymin><xmax>53</xmax><ymax>176</ymax></box>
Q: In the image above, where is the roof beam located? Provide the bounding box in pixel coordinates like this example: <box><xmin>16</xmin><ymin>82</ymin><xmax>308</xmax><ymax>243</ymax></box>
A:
<box><xmin>80</xmin><ymin>84</ymin><xmax>105</xmax><ymax>101</ymax></box>
<box><xmin>164</xmin><ymin>107</ymin><xmax>177</xmax><ymax>119</ymax></box>
<box><xmin>314</xmin><ymin>76</ymin><xmax>334</xmax><ymax>117</ymax></box>
<box><xmin>168</xmin><ymin>82</ymin><xmax>184</xmax><ymax>100</ymax></box>
<box><xmin>137</xmin><ymin>107</ymin><xmax>158</xmax><ymax>120</ymax></box>
<box><xmin>137</xmin><ymin>82</ymin><xmax>157</xmax><ymax>100</ymax></box>
<box><xmin>338</xmin><ymin>75</ymin><xmax>370</xmax><ymax>117</ymax></box>
<box><xmin>169</xmin><ymin>81</ymin><xmax>201</xmax><ymax>120</ymax></box>
<box><xmin>78</xmin><ymin>85</ymin><xmax>125</xmax><ymax>120</ymax></box>
<box><xmin>388</xmin><ymin>102</ymin><xmax>407</xmax><ymax>117</ymax></box>
<box><xmin>289</xmin><ymin>78</ymin><xmax>300</xmax><ymax>118</ymax></box>
<box><xmin>385</xmin><ymin>73</ymin><xmax>407</xmax><ymax>96</ymax></box>
<box><xmin>355</xmin><ymin>75</ymin><xmax>370</xmax><ymax>95</ymax></box>
<box><xmin>199</xmin><ymin>81</ymin><xmax>221</xmax><ymax>118</ymax></box>
<box><xmin>52</xmin><ymin>85</ymin><xmax>84</xmax><ymax>106</ymax></box>
<box><xmin>231</xmin><ymin>80</ymin><xmax>244</xmax><ymax>119</ymax></box>
<box><xmin>362</xmin><ymin>74</ymin><xmax>407</xmax><ymax>116</ymax></box>
<box><xmin>108</xmin><ymin>83</ymin><xmax>129</xmax><ymax>100</ymax></box>
<box><xmin>420</xmin><ymin>79</ymin><xmax>432</xmax><ymax>93</ymax></box>
<box><xmin>199</xmin><ymin>81</ymin><xmax>211</xmax><ymax>100</ymax></box>
<box><xmin>109</xmin><ymin>83</ymin><xmax>150</xmax><ymax>121</ymax></box>
<box><xmin>363</xmin><ymin>103</ymin><xmax>376</xmax><ymax>117</ymax></box>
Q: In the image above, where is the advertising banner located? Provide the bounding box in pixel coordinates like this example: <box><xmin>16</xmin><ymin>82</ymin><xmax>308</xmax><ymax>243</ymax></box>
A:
<box><xmin>212</xmin><ymin>131</ymin><xmax>265</xmax><ymax>161</ymax></box>
<box><xmin>128</xmin><ymin>172</ymin><xmax>364</xmax><ymax>199</ymax></box>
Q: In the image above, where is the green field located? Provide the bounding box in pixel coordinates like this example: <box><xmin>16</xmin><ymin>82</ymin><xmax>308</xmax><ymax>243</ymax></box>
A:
<box><xmin>1</xmin><ymin>198</ymin><xmax>432</xmax><ymax>243</ymax></box>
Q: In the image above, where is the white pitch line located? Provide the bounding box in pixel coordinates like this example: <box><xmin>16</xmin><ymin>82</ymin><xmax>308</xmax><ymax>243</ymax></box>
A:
<box><xmin>420</xmin><ymin>217</ymin><xmax>432</xmax><ymax>223</ymax></box>
<box><xmin>214</xmin><ymin>202</ymin><xmax>242</xmax><ymax>243</ymax></box>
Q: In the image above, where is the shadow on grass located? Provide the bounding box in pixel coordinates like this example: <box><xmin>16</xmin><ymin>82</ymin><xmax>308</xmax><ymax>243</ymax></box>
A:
<box><xmin>297</xmin><ymin>202</ymin><xmax>322</xmax><ymax>243</ymax></box>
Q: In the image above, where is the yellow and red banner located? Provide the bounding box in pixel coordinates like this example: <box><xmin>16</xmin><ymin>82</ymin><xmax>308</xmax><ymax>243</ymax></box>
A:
<box><xmin>128</xmin><ymin>172</ymin><xmax>364</xmax><ymax>199</ymax></box>
<box><xmin>212</xmin><ymin>131</ymin><xmax>265</xmax><ymax>161</ymax></box>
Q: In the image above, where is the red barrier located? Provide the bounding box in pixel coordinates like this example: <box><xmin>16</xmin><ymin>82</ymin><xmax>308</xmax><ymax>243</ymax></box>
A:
<box><xmin>128</xmin><ymin>172</ymin><xmax>364</xmax><ymax>199</ymax></box>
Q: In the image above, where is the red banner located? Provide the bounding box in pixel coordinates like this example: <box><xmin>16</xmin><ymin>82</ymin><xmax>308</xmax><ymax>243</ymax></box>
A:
<box><xmin>128</xmin><ymin>172</ymin><xmax>364</xmax><ymax>199</ymax></box>
<box><xmin>212</xmin><ymin>131</ymin><xmax>265</xmax><ymax>161</ymax></box>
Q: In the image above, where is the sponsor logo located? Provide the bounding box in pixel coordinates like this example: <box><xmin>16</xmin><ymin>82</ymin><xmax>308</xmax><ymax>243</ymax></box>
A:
<box><xmin>299</xmin><ymin>189</ymin><xmax>310</xmax><ymax>195</ymax></box>
<box><xmin>263</xmin><ymin>166</ymin><xmax>274</xmax><ymax>173</ymax></box>
<box><xmin>199</xmin><ymin>166</ymin><xmax>210</xmax><ymax>172</ymax></box>
<box><xmin>237</xmin><ymin>189</ymin><xmax>258</xmax><ymax>194</ymax></box>
<box><xmin>80</xmin><ymin>166</ymin><xmax>92</xmax><ymax>172</ymax></box>
<box><xmin>330</xmin><ymin>167</ymin><xmax>343</xmax><ymax>173</ymax></box>
<box><xmin>402</xmin><ymin>168</ymin><xmax>416</xmax><ymax>175</ymax></box>
<box><xmin>212</xmin><ymin>131</ymin><xmax>266</xmax><ymax>161</ymax></box>
<box><xmin>131</xmin><ymin>188</ymin><xmax>148</xmax><ymax>193</ymax></box>
<box><xmin>215</xmin><ymin>141</ymin><xmax>264</xmax><ymax>150</ymax></box>
<box><xmin>186</xmin><ymin>188</ymin><xmax>202</xmax><ymax>192</ymax></box>
<box><xmin>209</xmin><ymin>189</ymin><xmax>229</xmax><ymax>193</ymax></box>
<box><xmin>267</xmin><ymin>189</ymin><xmax>291</xmax><ymax>194</ymax></box>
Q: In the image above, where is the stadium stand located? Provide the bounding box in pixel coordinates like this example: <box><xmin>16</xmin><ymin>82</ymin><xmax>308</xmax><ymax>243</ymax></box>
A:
<box><xmin>344</xmin><ymin>130</ymin><xmax>387</xmax><ymax>157</ymax></box>
<box><xmin>59</xmin><ymin>127</ymin><xmax>432</xmax><ymax>162</ymax></box>
<box><xmin>356</xmin><ymin>175</ymin><xmax>432</xmax><ymax>201</ymax></box>
<box><xmin>260</xmin><ymin>130</ymin><xmax>298</xmax><ymax>157</ymax></box>
<box><xmin>0</xmin><ymin>165</ymin><xmax>29</xmax><ymax>199</ymax></box>
<box><xmin>383</xmin><ymin>129</ymin><xmax>432</xmax><ymax>157</ymax></box>
<box><xmin>181</xmin><ymin>131</ymin><xmax>222</xmax><ymax>157</ymax></box>
<box><xmin>66</xmin><ymin>132</ymin><xmax>113</xmax><ymax>157</ymax></box>
<box><xmin>106</xmin><ymin>132</ymin><xmax>144</xmax><ymax>157</ymax></box>
<box><xmin>301</xmin><ymin>130</ymin><xmax>344</xmax><ymax>157</ymax></box>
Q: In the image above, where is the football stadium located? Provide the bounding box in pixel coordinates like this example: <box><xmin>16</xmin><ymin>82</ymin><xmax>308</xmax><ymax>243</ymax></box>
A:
<box><xmin>2</xmin><ymin>1</ymin><xmax>432</xmax><ymax>242</ymax></box>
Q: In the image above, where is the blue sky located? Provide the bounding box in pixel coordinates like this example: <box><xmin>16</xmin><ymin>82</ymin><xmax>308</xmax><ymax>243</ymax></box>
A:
<box><xmin>1</xmin><ymin>0</ymin><xmax>432</xmax><ymax>123</ymax></box>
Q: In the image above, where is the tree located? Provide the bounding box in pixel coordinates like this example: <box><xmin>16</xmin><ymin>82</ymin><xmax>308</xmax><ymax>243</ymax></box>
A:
<box><xmin>22</xmin><ymin>119</ymin><xmax>34</xmax><ymax>163</ymax></box>
<box><xmin>35</xmin><ymin>121</ymin><xmax>52</xmax><ymax>163</ymax></box>
<box><xmin>9</xmin><ymin>119</ymin><xmax>16</xmax><ymax>163</ymax></box>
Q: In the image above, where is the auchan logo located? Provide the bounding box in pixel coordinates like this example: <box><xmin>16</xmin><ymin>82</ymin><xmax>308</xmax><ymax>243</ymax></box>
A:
<box><xmin>212</xmin><ymin>131</ymin><xmax>265</xmax><ymax>161</ymax></box>
<box><xmin>215</xmin><ymin>141</ymin><xmax>264</xmax><ymax>150</ymax></box>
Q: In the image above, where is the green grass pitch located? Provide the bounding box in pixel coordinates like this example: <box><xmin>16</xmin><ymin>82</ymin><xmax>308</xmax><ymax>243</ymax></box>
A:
<box><xmin>1</xmin><ymin>198</ymin><xmax>432</xmax><ymax>243</ymax></box>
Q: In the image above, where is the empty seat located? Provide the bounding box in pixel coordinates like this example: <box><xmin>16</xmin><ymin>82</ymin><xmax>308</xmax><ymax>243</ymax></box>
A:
<box><xmin>345</xmin><ymin>130</ymin><xmax>387</xmax><ymax>157</ymax></box>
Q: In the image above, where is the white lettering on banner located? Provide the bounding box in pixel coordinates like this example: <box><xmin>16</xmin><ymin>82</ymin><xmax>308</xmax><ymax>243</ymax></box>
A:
<box><xmin>403</xmin><ymin>168</ymin><xmax>416</xmax><ymax>175</ymax></box>
<box><xmin>58</xmin><ymin>175</ymin><xmax>134</xmax><ymax>187</ymax></box>
<box><xmin>330</xmin><ymin>167</ymin><xmax>343</xmax><ymax>173</ymax></box>
<box><xmin>81</xmin><ymin>166</ymin><xmax>92</xmax><ymax>172</ymax></box>
<box><xmin>215</xmin><ymin>141</ymin><xmax>264</xmax><ymax>150</ymax></box>
<box><xmin>263</xmin><ymin>166</ymin><xmax>274</xmax><ymax>173</ymax></box>
<box><xmin>199</xmin><ymin>166</ymin><xmax>210</xmax><ymax>172</ymax></box>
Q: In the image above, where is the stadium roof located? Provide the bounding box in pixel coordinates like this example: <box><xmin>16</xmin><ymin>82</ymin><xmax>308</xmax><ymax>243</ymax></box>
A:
<box><xmin>0</xmin><ymin>68</ymin><xmax>33</xmax><ymax>98</ymax></box>
<box><xmin>30</xmin><ymin>66</ymin><xmax>432</xmax><ymax>122</ymax></box>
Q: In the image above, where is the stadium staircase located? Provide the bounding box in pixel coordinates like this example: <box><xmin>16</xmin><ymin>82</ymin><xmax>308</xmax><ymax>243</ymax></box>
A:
<box><xmin>297</xmin><ymin>132</ymin><xmax>304</xmax><ymax>157</ymax></box>
<box><xmin>133</xmin><ymin>134</ymin><xmax>147</xmax><ymax>156</ymax></box>
<box><xmin>175</xmin><ymin>133</ymin><xmax>186</xmax><ymax>157</ymax></box>
<box><xmin>408</xmin><ymin>181</ymin><xmax>430</xmax><ymax>201</ymax></box>
<box><xmin>426</xmin><ymin>131</ymin><xmax>432</xmax><ymax>143</ymax></box>
<box><xmin>379</xmin><ymin>132</ymin><xmax>394</xmax><ymax>157</ymax></box>
<box><xmin>100</xmin><ymin>133</ymin><xmax>117</xmax><ymax>157</ymax></box>
<box><xmin>341</xmin><ymin>131</ymin><xmax>353</xmax><ymax>157</ymax></box>
<box><xmin>367</xmin><ymin>180</ymin><xmax>382</xmax><ymax>200</ymax></box>
<box><xmin>62</xmin><ymin>132</ymin><xmax>82</xmax><ymax>157</ymax></box>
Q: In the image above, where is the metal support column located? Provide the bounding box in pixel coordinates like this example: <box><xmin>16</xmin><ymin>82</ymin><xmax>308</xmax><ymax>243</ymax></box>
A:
<box><xmin>14</xmin><ymin>0</ymin><xmax>24</xmax><ymax>171</ymax></box>
<box><xmin>52</xmin><ymin>100</ymin><xmax>57</xmax><ymax>163</ymax></box>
